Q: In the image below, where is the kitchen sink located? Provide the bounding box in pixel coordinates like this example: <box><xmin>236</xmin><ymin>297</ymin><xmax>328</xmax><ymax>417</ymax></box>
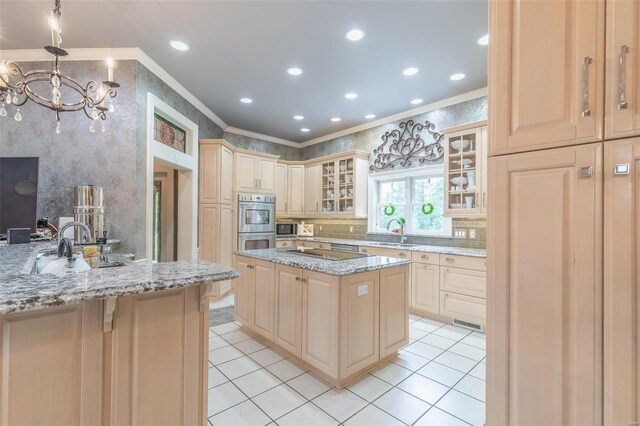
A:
<box><xmin>291</xmin><ymin>248</ymin><xmax>370</xmax><ymax>261</ymax></box>
<box><xmin>33</xmin><ymin>251</ymin><xmax>126</xmax><ymax>274</ymax></box>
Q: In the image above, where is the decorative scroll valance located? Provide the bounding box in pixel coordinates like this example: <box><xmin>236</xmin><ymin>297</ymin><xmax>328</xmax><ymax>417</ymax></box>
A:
<box><xmin>370</xmin><ymin>119</ymin><xmax>444</xmax><ymax>171</ymax></box>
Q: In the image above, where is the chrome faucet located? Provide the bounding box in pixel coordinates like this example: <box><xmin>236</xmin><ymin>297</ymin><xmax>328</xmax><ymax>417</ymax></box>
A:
<box><xmin>58</xmin><ymin>237</ymin><xmax>77</xmax><ymax>268</ymax></box>
<box><xmin>386</xmin><ymin>218</ymin><xmax>408</xmax><ymax>244</ymax></box>
<box><xmin>57</xmin><ymin>221</ymin><xmax>91</xmax><ymax>246</ymax></box>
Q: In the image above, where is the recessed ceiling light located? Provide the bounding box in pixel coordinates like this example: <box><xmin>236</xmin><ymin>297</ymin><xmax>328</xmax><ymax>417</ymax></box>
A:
<box><xmin>240</xmin><ymin>97</ymin><xmax>253</xmax><ymax>104</ymax></box>
<box><xmin>365</xmin><ymin>114</ymin><xmax>376</xmax><ymax>119</ymax></box>
<box><xmin>410</xmin><ymin>98</ymin><xmax>424</xmax><ymax>105</ymax></box>
<box><xmin>344</xmin><ymin>92</ymin><xmax>358</xmax><ymax>100</ymax></box>
<box><xmin>293</xmin><ymin>115</ymin><xmax>304</xmax><ymax>120</ymax></box>
<box><xmin>300</xmin><ymin>128</ymin><xmax>310</xmax><ymax>132</ymax></box>
<box><xmin>170</xmin><ymin>40</ymin><xmax>189</xmax><ymax>51</ymax></box>
<box><xmin>345</xmin><ymin>29</ymin><xmax>365</xmax><ymax>41</ymax></box>
<box><xmin>330</xmin><ymin>117</ymin><xmax>341</xmax><ymax>122</ymax></box>
<box><xmin>477</xmin><ymin>34</ymin><xmax>489</xmax><ymax>46</ymax></box>
<box><xmin>287</xmin><ymin>67</ymin><xmax>303</xmax><ymax>76</ymax></box>
<box><xmin>403</xmin><ymin>67</ymin><xmax>419</xmax><ymax>76</ymax></box>
<box><xmin>450</xmin><ymin>73</ymin><xmax>466</xmax><ymax>81</ymax></box>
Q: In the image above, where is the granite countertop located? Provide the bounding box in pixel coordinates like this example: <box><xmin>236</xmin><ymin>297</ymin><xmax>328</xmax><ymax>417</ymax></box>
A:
<box><xmin>276</xmin><ymin>236</ymin><xmax>487</xmax><ymax>258</ymax></box>
<box><xmin>235</xmin><ymin>248</ymin><xmax>411</xmax><ymax>276</ymax></box>
<box><xmin>0</xmin><ymin>242</ymin><xmax>239</xmax><ymax>315</ymax></box>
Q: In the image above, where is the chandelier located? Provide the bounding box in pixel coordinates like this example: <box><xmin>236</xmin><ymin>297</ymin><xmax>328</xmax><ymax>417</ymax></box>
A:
<box><xmin>0</xmin><ymin>0</ymin><xmax>119</xmax><ymax>134</ymax></box>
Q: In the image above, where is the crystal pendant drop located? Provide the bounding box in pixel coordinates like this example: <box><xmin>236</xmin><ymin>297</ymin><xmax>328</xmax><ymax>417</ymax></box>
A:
<box><xmin>89</xmin><ymin>120</ymin><xmax>96</xmax><ymax>133</ymax></box>
<box><xmin>0</xmin><ymin>103</ymin><xmax>6</xmax><ymax>117</ymax></box>
<box><xmin>51</xmin><ymin>75</ymin><xmax>60</xmax><ymax>87</ymax></box>
<box><xmin>91</xmin><ymin>108</ymin><xmax>99</xmax><ymax>120</ymax></box>
<box><xmin>55</xmin><ymin>121</ymin><xmax>61</xmax><ymax>134</ymax></box>
<box><xmin>14</xmin><ymin>108</ymin><xmax>22</xmax><ymax>121</ymax></box>
<box><xmin>107</xmin><ymin>101</ymin><xmax>115</xmax><ymax>113</ymax></box>
<box><xmin>12</xmin><ymin>93</ymin><xmax>19</xmax><ymax>104</ymax></box>
<box><xmin>101</xmin><ymin>122</ymin><xmax>106</xmax><ymax>133</ymax></box>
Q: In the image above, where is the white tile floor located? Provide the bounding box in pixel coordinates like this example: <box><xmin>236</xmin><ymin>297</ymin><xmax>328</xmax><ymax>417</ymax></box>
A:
<box><xmin>208</xmin><ymin>295</ymin><xmax>486</xmax><ymax>426</ymax></box>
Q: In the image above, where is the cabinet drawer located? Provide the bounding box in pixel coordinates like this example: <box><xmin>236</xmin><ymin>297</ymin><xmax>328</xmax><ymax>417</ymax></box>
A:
<box><xmin>440</xmin><ymin>266</ymin><xmax>486</xmax><ymax>298</ymax></box>
<box><xmin>358</xmin><ymin>247</ymin><xmax>411</xmax><ymax>259</ymax></box>
<box><xmin>411</xmin><ymin>251</ymin><xmax>439</xmax><ymax>265</ymax></box>
<box><xmin>440</xmin><ymin>254</ymin><xmax>486</xmax><ymax>271</ymax></box>
<box><xmin>440</xmin><ymin>291</ymin><xmax>486</xmax><ymax>326</ymax></box>
<box><xmin>276</xmin><ymin>240</ymin><xmax>293</xmax><ymax>248</ymax></box>
<box><xmin>296</xmin><ymin>241</ymin><xmax>325</xmax><ymax>249</ymax></box>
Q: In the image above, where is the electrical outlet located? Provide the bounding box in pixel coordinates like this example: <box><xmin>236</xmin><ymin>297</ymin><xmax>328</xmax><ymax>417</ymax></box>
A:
<box><xmin>349</xmin><ymin>226</ymin><xmax>354</xmax><ymax>233</ymax></box>
<box><xmin>318</xmin><ymin>225</ymin><xmax>323</xmax><ymax>231</ymax></box>
<box><xmin>453</xmin><ymin>229</ymin><xmax>467</xmax><ymax>239</ymax></box>
<box><xmin>357</xmin><ymin>285</ymin><xmax>368</xmax><ymax>296</ymax></box>
<box><xmin>469</xmin><ymin>229</ymin><xmax>477</xmax><ymax>239</ymax></box>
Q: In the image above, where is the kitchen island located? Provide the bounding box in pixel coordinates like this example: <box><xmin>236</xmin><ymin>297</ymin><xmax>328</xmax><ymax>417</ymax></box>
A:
<box><xmin>0</xmin><ymin>242</ymin><xmax>239</xmax><ymax>426</ymax></box>
<box><xmin>234</xmin><ymin>248</ymin><xmax>411</xmax><ymax>388</ymax></box>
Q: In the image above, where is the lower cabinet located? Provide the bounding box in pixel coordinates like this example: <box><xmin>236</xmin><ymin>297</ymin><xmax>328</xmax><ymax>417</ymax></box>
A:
<box><xmin>199</xmin><ymin>203</ymin><xmax>234</xmax><ymax>300</ymax></box>
<box><xmin>234</xmin><ymin>255</ymin><xmax>409</xmax><ymax>387</ymax></box>
<box><xmin>410</xmin><ymin>262</ymin><xmax>439</xmax><ymax>315</ymax></box>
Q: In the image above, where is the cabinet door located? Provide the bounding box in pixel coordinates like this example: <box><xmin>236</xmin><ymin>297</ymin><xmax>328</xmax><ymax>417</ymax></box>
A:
<box><xmin>287</xmin><ymin>165</ymin><xmax>306</xmax><ymax>215</ymax></box>
<box><xmin>480</xmin><ymin>126</ymin><xmax>488</xmax><ymax>214</ymax></box>
<box><xmin>339</xmin><ymin>271</ymin><xmax>379</xmax><ymax>378</ymax></box>
<box><xmin>200</xmin><ymin>145</ymin><xmax>221</xmax><ymax>204</ymax></box>
<box><xmin>444</xmin><ymin>128</ymin><xmax>484</xmax><ymax>217</ymax></box>
<box><xmin>488</xmin><ymin>144</ymin><xmax>603</xmax><ymax>425</ymax></box>
<box><xmin>320</xmin><ymin>160</ymin><xmax>337</xmax><ymax>214</ymax></box>
<box><xmin>410</xmin><ymin>263</ymin><xmax>439</xmax><ymax>315</ymax></box>
<box><xmin>302</xmin><ymin>271</ymin><xmax>339</xmax><ymax>378</ymax></box>
<box><xmin>274</xmin><ymin>265</ymin><xmax>303</xmax><ymax>356</ymax></box>
<box><xmin>235</xmin><ymin>153</ymin><xmax>258</xmax><ymax>193</ymax></box>
<box><xmin>379</xmin><ymin>265</ymin><xmax>409</xmax><ymax>358</ymax></box>
<box><xmin>489</xmin><ymin>0</ymin><xmax>604</xmax><ymax>155</ymax></box>
<box><xmin>440</xmin><ymin>267</ymin><xmax>486</xmax><ymax>299</ymax></box>
<box><xmin>0</xmin><ymin>302</ymin><xmax>103</xmax><ymax>426</ymax></box>
<box><xmin>605</xmin><ymin>0</ymin><xmax>640</xmax><ymax>139</ymax></box>
<box><xmin>199</xmin><ymin>204</ymin><xmax>220</xmax><ymax>262</ymax></box>
<box><xmin>604</xmin><ymin>138</ymin><xmax>640</xmax><ymax>425</ymax></box>
<box><xmin>275</xmin><ymin>163</ymin><xmax>288</xmax><ymax>215</ymax></box>
<box><xmin>220</xmin><ymin>146</ymin><xmax>233</xmax><ymax>204</ymax></box>
<box><xmin>257</xmin><ymin>158</ymin><xmax>276</xmax><ymax>194</ymax></box>
<box><xmin>253</xmin><ymin>261</ymin><xmax>275</xmax><ymax>340</ymax></box>
<box><xmin>305</xmin><ymin>163</ymin><xmax>321</xmax><ymax>215</ymax></box>
<box><xmin>234</xmin><ymin>257</ymin><xmax>256</xmax><ymax>328</ymax></box>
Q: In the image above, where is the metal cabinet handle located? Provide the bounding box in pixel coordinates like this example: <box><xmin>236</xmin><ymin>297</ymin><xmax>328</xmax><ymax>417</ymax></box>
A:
<box><xmin>319</xmin><ymin>244</ymin><xmax>324</xmax><ymax>248</ymax></box>
<box><xmin>421</xmin><ymin>255</ymin><xmax>429</xmax><ymax>260</ymax></box>
<box><xmin>618</xmin><ymin>45</ymin><xmax>629</xmax><ymax>110</ymax></box>
<box><xmin>246</xmin><ymin>264</ymin><xmax>254</xmax><ymax>269</ymax></box>
<box><xmin>300</xmin><ymin>278</ymin><xmax>307</xmax><ymax>283</ymax></box>
<box><xmin>295</xmin><ymin>276</ymin><xmax>301</xmax><ymax>281</ymax></box>
<box><xmin>445</xmin><ymin>257</ymin><xmax>455</xmax><ymax>263</ymax></box>
<box><xmin>581</xmin><ymin>56</ymin><xmax>592</xmax><ymax>117</ymax></box>
<box><xmin>399</xmin><ymin>252</ymin><xmax>406</xmax><ymax>257</ymax></box>
<box><xmin>362</xmin><ymin>249</ymin><xmax>368</xmax><ymax>253</ymax></box>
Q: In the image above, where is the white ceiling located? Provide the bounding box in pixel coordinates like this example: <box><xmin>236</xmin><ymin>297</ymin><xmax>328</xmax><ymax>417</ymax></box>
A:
<box><xmin>0</xmin><ymin>0</ymin><xmax>488</xmax><ymax>143</ymax></box>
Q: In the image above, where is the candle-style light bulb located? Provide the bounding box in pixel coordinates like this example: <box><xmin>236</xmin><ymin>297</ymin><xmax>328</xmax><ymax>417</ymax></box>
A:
<box><xmin>49</xmin><ymin>13</ymin><xmax>60</xmax><ymax>48</ymax></box>
<box><xmin>106</xmin><ymin>57</ymin><xmax>114</xmax><ymax>82</ymax></box>
<box><xmin>0</xmin><ymin>61</ymin><xmax>7</xmax><ymax>89</ymax></box>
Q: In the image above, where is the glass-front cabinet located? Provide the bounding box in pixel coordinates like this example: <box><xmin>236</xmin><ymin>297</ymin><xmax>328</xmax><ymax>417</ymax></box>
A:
<box><xmin>443</xmin><ymin>123</ymin><xmax>487</xmax><ymax>217</ymax></box>
<box><xmin>316</xmin><ymin>151</ymin><xmax>368</xmax><ymax>217</ymax></box>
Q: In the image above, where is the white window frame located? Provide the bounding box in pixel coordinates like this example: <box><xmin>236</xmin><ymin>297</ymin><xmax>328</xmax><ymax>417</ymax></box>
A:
<box><xmin>367</xmin><ymin>165</ymin><xmax>453</xmax><ymax>237</ymax></box>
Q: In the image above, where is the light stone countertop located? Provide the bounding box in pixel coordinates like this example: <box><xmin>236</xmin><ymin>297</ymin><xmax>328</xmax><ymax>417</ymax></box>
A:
<box><xmin>0</xmin><ymin>242</ymin><xmax>239</xmax><ymax>315</ymax></box>
<box><xmin>275</xmin><ymin>236</ymin><xmax>487</xmax><ymax>258</ymax></box>
<box><xmin>235</xmin><ymin>248</ymin><xmax>411</xmax><ymax>276</ymax></box>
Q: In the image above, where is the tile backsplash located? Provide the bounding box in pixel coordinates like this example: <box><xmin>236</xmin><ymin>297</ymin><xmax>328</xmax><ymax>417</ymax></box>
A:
<box><xmin>280</xmin><ymin>218</ymin><xmax>486</xmax><ymax>249</ymax></box>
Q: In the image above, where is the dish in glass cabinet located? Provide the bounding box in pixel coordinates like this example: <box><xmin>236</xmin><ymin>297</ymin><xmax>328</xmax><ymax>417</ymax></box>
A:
<box><xmin>452</xmin><ymin>158</ymin><xmax>474</xmax><ymax>168</ymax></box>
<box><xmin>450</xmin><ymin>176</ymin><xmax>468</xmax><ymax>186</ymax></box>
<box><xmin>450</xmin><ymin>139</ymin><xmax>471</xmax><ymax>152</ymax></box>
<box><xmin>450</xmin><ymin>203</ymin><xmax>464</xmax><ymax>208</ymax></box>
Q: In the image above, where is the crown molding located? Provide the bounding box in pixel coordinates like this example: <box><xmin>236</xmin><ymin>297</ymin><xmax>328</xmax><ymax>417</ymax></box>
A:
<box><xmin>224</xmin><ymin>127</ymin><xmax>300</xmax><ymax>148</ymax></box>
<box><xmin>0</xmin><ymin>47</ymin><xmax>227</xmax><ymax>129</ymax></box>
<box><xmin>296</xmin><ymin>87</ymin><xmax>488</xmax><ymax>148</ymax></box>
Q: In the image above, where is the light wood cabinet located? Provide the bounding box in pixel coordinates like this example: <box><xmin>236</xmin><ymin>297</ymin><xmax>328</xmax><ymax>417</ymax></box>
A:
<box><xmin>410</xmin><ymin>262</ymin><xmax>439</xmax><ymax>316</ymax></box>
<box><xmin>487</xmin><ymin>143</ymin><xmax>603</xmax><ymax>425</ymax></box>
<box><xmin>234</xmin><ymin>257</ymin><xmax>255</xmax><ymax>327</ymax></box>
<box><xmin>200</xmin><ymin>140</ymin><xmax>233</xmax><ymax>205</ymax></box>
<box><xmin>198</xmin><ymin>204</ymin><xmax>233</xmax><ymax>299</ymax></box>
<box><xmin>358</xmin><ymin>246</ymin><xmax>411</xmax><ymax>260</ymax></box>
<box><xmin>275</xmin><ymin>163</ymin><xmax>287</xmax><ymax>215</ymax></box>
<box><xmin>605</xmin><ymin>0</ymin><xmax>640</xmax><ymax>139</ymax></box>
<box><xmin>0</xmin><ymin>302</ymin><xmax>104</xmax><ymax>426</ymax></box>
<box><xmin>252</xmin><ymin>261</ymin><xmax>276</xmax><ymax>340</ymax></box>
<box><xmin>379</xmin><ymin>266</ymin><xmax>410</xmax><ymax>358</ymax></box>
<box><xmin>234</xmin><ymin>151</ymin><xmax>277</xmax><ymax>194</ymax></box>
<box><xmin>301</xmin><ymin>271</ymin><xmax>340</xmax><ymax>378</ymax></box>
<box><xmin>440</xmin><ymin>292</ymin><xmax>486</xmax><ymax>327</ymax></box>
<box><xmin>443</xmin><ymin>124</ymin><xmax>487</xmax><ymax>217</ymax></box>
<box><xmin>315</xmin><ymin>152</ymin><xmax>368</xmax><ymax>217</ymax></box>
<box><xmin>305</xmin><ymin>163</ymin><xmax>321</xmax><ymax>215</ymax></box>
<box><xmin>489</xmin><ymin>0</ymin><xmax>605</xmax><ymax>155</ymax></box>
<box><xmin>604</xmin><ymin>137</ymin><xmax>640</xmax><ymax>425</ymax></box>
<box><xmin>274</xmin><ymin>265</ymin><xmax>303</xmax><ymax>356</ymax></box>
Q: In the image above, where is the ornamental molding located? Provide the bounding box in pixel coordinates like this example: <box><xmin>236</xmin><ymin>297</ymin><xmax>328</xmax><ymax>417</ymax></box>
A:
<box><xmin>370</xmin><ymin>119</ymin><xmax>444</xmax><ymax>171</ymax></box>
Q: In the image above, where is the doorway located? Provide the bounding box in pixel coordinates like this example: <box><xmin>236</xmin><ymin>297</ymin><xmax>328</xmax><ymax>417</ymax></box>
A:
<box><xmin>152</xmin><ymin>164</ymin><xmax>177</xmax><ymax>262</ymax></box>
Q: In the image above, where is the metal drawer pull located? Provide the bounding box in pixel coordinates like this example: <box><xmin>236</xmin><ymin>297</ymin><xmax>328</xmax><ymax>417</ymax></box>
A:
<box><xmin>362</xmin><ymin>249</ymin><xmax>368</xmax><ymax>253</ymax></box>
<box><xmin>246</xmin><ymin>264</ymin><xmax>254</xmax><ymax>269</ymax></box>
<box><xmin>421</xmin><ymin>255</ymin><xmax>429</xmax><ymax>259</ymax></box>
<box><xmin>399</xmin><ymin>252</ymin><xmax>406</xmax><ymax>257</ymax></box>
<box><xmin>618</xmin><ymin>45</ymin><xmax>629</xmax><ymax>110</ymax></box>
<box><xmin>615</xmin><ymin>163</ymin><xmax>630</xmax><ymax>175</ymax></box>
<box><xmin>578</xmin><ymin>166</ymin><xmax>593</xmax><ymax>178</ymax></box>
<box><xmin>445</xmin><ymin>257</ymin><xmax>455</xmax><ymax>263</ymax></box>
<box><xmin>581</xmin><ymin>56</ymin><xmax>592</xmax><ymax>117</ymax></box>
<box><xmin>295</xmin><ymin>277</ymin><xmax>301</xmax><ymax>281</ymax></box>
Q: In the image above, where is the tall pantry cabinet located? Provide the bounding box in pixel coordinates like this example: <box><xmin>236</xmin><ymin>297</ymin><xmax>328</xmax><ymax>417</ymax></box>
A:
<box><xmin>488</xmin><ymin>0</ymin><xmax>639</xmax><ymax>425</ymax></box>
<box><xmin>198</xmin><ymin>140</ymin><xmax>234</xmax><ymax>301</ymax></box>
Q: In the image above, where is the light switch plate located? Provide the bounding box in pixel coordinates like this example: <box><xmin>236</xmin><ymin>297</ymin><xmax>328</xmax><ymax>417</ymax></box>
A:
<box><xmin>357</xmin><ymin>285</ymin><xmax>368</xmax><ymax>296</ymax></box>
<box><xmin>453</xmin><ymin>229</ymin><xmax>467</xmax><ymax>239</ymax></box>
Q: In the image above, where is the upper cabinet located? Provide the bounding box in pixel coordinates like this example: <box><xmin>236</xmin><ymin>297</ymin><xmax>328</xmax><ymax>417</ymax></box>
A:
<box><xmin>605</xmin><ymin>0</ymin><xmax>640</xmax><ymax>139</ymax></box>
<box><xmin>275</xmin><ymin>163</ymin><xmax>287</xmax><ymax>215</ymax></box>
<box><xmin>275</xmin><ymin>163</ymin><xmax>306</xmax><ymax>217</ymax></box>
<box><xmin>234</xmin><ymin>151</ymin><xmax>277</xmax><ymax>194</ymax></box>
<box><xmin>313</xmin><ymin>151</ymin><xmax>368</xmax><ymax>217</ymax></box>
<box><xmin>200</xmin><ymin>140</ymin><xmax>233</xmax><ymax>205</ymax></box>
<box><xmin>489</xmin><ymin>0</ymin><xmax>605</xmax><ymax>155</ymax></box>
<box><xmin>443</xmin><ymin>122</ymin><xmax>487</xmax><ymax>217</ymax></box>
<box><xmin>305</xmin><ymin>162</ymin><xmax>321</xmax><ymax>216</ymax></box>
